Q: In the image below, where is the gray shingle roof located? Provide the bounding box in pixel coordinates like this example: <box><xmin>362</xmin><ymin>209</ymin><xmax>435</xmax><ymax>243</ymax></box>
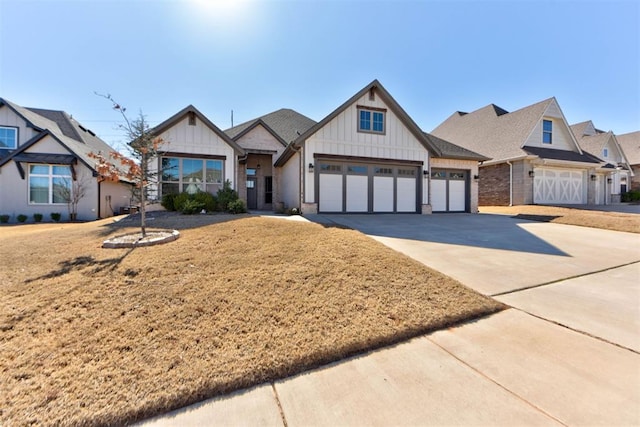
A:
<box><xmin>423</xmin><ymin>133</ymin><xmax>489</xmax><ymax>161</ymax></box>
<box><xmin>431</xmin><ymin>98</ymin><xmax>572</xmax><ymax>163</ymax></box>
<box><xmin>225</xmin><ymin>108</ymin><xmax>317</xmax><ymax>145</ymax></box>
<box><xmin>617</xmin><ymin>131</ymin><xmax>640</xmax><ymax>165</ymax></box>
<box><xmin>523</xmin><ymin>146</ymin><xmax>601</xmax><ymax>163</ymax></box>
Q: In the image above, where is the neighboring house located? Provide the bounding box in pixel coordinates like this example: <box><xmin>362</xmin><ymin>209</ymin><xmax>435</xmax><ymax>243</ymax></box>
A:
<box><xmin>432</xmin><ymin>98</ymin><xmax>609</xmax><ymax>206</ymax></box>
<box><xmin>0</xmin><ymin>98</ymin><xmax>132</xmax><ymax>222</ymax></box>
<box><xmin>225</xmin><ymin>109</ymin><xmax>316</xmax><ymax>211</ymax></box>
<box><xmin>571</xmin><ymin>121</ymin><xmax>633</xmax><ymax>203</ymax></box>
<box><xmin>617</xmin><ymin>131</ymin><xmax>640</xmax><ymax>191</ymax></box>
<box><xmin>274</xmin><ymin>80</ymin><xmax>488</xmax><ymax>214</ymax></box>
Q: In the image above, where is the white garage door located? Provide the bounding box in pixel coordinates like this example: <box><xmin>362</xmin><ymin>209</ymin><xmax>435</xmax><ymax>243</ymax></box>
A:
<box><xmin>317</xmin><ymin>162</ymin><xmax>420</xmax><ymax>213</ymax></box>
<box><xmin>533</xmin><ymin>168</ymin><xmax>585</xmax><ymax>204</ymax></box>
<box><xmin>430</xmin><ymin>169</ymin><xmax>468</xmax><ymax>212</ymax></box>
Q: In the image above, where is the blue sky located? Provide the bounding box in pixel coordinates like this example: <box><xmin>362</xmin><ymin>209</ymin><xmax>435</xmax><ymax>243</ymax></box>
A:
<box><xmin>1</xmin><ymin>0</ymin><xmax>638</xmax><ymax>150</ymax></box>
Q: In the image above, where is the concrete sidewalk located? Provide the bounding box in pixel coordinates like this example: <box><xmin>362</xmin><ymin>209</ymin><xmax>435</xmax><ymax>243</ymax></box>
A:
<box><xmin>138</xmin><ymin>309</ymin><xmax>639</xmax><ymax>426</ymax></box>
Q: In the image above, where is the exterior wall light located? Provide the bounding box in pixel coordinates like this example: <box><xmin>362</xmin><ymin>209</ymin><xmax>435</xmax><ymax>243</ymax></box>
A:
<box><xmin>473</xmin><ymin>174</ymin><xmax>480</xmax><ymax>180</ymax></box>
<box><xmin>308</xmin><ymin>163</ymin><xmax>314</xmax><ymax>173</ymax></box>
<box><xmin>528</xmin><ymin>170</ymin><xmax>535</xmax><ymax>178</ymax></box>
<box><xmin>607</xmin><ymin>178</ymin><xmax>613</xmax><ymax>183</ymax></box>
<box><xmin>423</xmin><ymin>170</ymin><xmax>429</xmax><ymax>177</ymax></box>
<box><xmin>590</xmin><ymin>174</ymin><xmax>597</xmax><ymax>181</ymax></box>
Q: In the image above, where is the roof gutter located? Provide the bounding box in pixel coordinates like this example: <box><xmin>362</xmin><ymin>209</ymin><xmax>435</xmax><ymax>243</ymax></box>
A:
<box><xmin>480</xmin><ymin>155</ymin><xmax>537</xmax><ymax>167</ymax></box>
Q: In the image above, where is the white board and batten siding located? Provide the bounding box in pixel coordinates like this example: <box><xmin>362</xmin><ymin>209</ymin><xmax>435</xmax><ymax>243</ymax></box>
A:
<box><xmin>280</xmin><ymin>151</ymin><xmax>301</xmax><ymax>210</ymax></box>
<box><xmin>150</xmin><ymin>116</ymin><xmax>238</xmax><ymax>195</ymax></box>
<box><xmin>524</xmin><ymin>100</ymin><xmax>577</xmax><ymax>152</ymax></box>
<box><xmin>303</xmin><ymin>92</ymin><xmax>429</xmax><ymax>205</ymax></box>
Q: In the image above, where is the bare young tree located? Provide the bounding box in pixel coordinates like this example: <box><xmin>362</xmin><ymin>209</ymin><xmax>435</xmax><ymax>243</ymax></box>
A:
<box><xmin>55</xmin><ymin>171</ymin><xmax>91</xmax><ymax>221</ymax></box>
<box><xmin>89</xmin><ymin>94</ymin><xmax>165</xmax><ymax>237</ymax></box>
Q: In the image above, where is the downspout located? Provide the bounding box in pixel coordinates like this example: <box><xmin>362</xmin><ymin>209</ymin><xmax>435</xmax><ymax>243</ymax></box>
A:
<box><xmin>97</xmin><ymin>179</ymin><xmax>102</xmax><ymax>220</ymax></box>
<box><xmin>506</xmin><ymin>161</ymin><xmax>513</xmax><ymax>206</ymax></box>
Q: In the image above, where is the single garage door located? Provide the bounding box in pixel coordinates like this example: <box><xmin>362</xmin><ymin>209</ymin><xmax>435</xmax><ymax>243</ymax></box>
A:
<box><xmin>533</xmin><ymin>168</ymin><xmax>585</xmax><ymax>204</ymax></box>
<box><xmin>317</xmin><ymin>161</ymin><xmax>420</xmax><ymax>213</ymax></box>
<box><xmin>431</xmin><ymin>169</ymin><xmax>469</xmax><ymax>212</ymax></box>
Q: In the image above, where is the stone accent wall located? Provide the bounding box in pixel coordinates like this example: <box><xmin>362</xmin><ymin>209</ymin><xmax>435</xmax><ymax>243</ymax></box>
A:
<box><xmin>479</xmin><ymin>163</ymin><xmax>511</xmax><ymax>206</ymax></box>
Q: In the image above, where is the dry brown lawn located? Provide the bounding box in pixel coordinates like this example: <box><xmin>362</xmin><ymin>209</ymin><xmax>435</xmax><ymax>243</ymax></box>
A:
<box><xmin>480</xmin><ymin>205</ymin><xmax>640</xmax><ymax>233</ymax></box>
<box><xmin>0</xmin><ymin>214</ymin><xmax>503</xmax><ymax>427</ymax></box>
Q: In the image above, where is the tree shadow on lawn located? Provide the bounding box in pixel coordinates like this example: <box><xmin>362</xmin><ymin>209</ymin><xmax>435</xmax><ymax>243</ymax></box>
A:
<box><xmin>307</xmin><ymin>213</ymin><xmax>570</xmax><ymax>256</ymax></box>
<box><xmin>24</xmin><ymin>248</ymin><xmax>136</xmax><ymax>284</ymax></box>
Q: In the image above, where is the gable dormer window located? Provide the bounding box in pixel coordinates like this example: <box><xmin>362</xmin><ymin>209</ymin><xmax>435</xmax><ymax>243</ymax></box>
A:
<box><xmin>603</xmin><ymin>148</ymin><xmax>608</xmax><ymax>158</ymax></box>
<box><xmin>0</xmin><ymin>126</ymin><xmax>18</xmax><ymax>149</ymax></box>
<box><xmin>358</xmin><ymin>107</ymin><xmax>385</xmax><ymax>134</ymax></box>
<box><xmin>542</xmin><ymin>120</ymin><xmax>552</xmax><ymax>144</ymax></box>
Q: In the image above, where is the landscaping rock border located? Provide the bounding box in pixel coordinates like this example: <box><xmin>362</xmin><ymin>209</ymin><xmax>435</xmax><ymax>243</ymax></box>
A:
<box><xmin>102</xmin><ymin>229</ymin><xmax>180</xmax><ymax>249</ymax></box>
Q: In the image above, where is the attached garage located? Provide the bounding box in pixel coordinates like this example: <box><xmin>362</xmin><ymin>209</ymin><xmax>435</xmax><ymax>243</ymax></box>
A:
<box><xmin>316</xmin><ymin>160</ymin><xmax>420</xmax><ymax>213</ymax></box>
<box><xmin>430</xmin><ymin>169</ymin><xmax>470</xmax><ymax>212</ymax></box>
<box><xmin>533</xmin><ymin>167</ymin><xmax>586</xmax><ymax>204</ymax></box>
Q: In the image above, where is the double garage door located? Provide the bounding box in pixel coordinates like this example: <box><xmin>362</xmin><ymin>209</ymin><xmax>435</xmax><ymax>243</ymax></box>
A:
<box><xmin>533</xmin><ymin>168</ymin><xmax>585</xmax><ymax>204</ymax></box>
<box><xmin>430</xmin><ymin>169</ymin><xmax>469</xmax><ymax>212</ymax></box>
<box><xmin>317</xmin><ymin>161</ymin><xmax>420</xmax><ymax>213</ymax></box>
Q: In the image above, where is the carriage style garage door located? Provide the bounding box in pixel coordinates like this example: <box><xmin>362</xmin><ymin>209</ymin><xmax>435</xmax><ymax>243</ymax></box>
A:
<box><xmin>430</xmin><ymin>169</ymin><xmax>469</xmax><ymax>212</ymax></box>
<box><xmin>533</xmin><ymin>167</ymin><xmax>585</xmax><ymax>204</ymax></box>
<box><xmin>317</xmin><ymin>161</ymin><xmax>420</xmax><ymax>213</ymax></box>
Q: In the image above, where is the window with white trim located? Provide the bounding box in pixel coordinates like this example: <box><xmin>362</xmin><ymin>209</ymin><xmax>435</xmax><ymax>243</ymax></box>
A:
<box><xmin>29</xmin><ymin>164</ymin><xmax>72</xmax><ymax>204</ymax></box>
<box><xmin>0</xmin><ymin>126</ymin><xmax>17</xmax><ymax>149</ymax></box>
<box><xmin>603</xmin><ymin>148</ymin><xmax>608</xmax><ymax>158</ymax></box>
<box><xmin>161</xmin><ymin>157</ymin><xmax>224</xmax><ymax>195</ymax></box>
<box><xmin>542</xmin><ymin>120</ymin><xmax>552</xmax><ymax>144</ymax></box>
<box><xmin>358</xmin><ymin>108</ymin><xmax>385</xmax><ymax>134</ymax></box>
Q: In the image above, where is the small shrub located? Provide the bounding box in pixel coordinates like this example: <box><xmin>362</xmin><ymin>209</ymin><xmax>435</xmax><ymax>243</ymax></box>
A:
<box><xmin>161</xmin><ymin>193</ymin><xmax>177</xmax><ymax>211</ymax></box>
<box><xmin>50</xmin><ymin>212</ymin><xmax>61</xmax><ymax>222</ymax></box>
<box><xmin>17</xmin><ymin>214</ymin><xmax>28</xmax><ymax>223</ymax></box>
<box><xmin>180</xmin><ymin>199</ymin><xmax>205</xmax><ymax>215</ymax></box>
<box><xmin>227</xmin><ymin>199</ymin><xmax>246</xmax><ymax>214</ymax></box>
<box><xmin>173</xmin><ymin>192</ymin><xmax>191</xmax><ymax>212</ymax></box>
<box><xmin>216</xmin><ymin>180</ymin><xmax>238</xmax><ymax>212</ymax></box>
<box><xmin>621</xmin><ymin>190</ymin><xmax>640</xmax><ymax>202</ymax></box>
<box><xmin>193</xmin><ymin>191</ymin><xmax>217</xmax><ymax>212</ymax></box>
<box><xmin>0</xmin><ymin>214</ymin><xmax>9</xmax><ymax>223</ymax></box>
<box><xmin>33</xmin><ymin>213</ymin><xmax>43</xmax><ymax>222</ymax></box>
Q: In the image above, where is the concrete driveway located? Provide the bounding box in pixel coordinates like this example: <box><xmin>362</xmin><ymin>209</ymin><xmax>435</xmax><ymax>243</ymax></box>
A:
<box><xmin>139</xmin><ymin>213</ymin><xmax>640</xmax><ymax>426</ymax></box>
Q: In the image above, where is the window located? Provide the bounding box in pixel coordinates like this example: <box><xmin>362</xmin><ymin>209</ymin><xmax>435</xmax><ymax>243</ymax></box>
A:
<box><xmin>358</xmin><ymin>108</ymin><xmax>385</xmax><ymax>134</ymax></box>
<box><xmin>0</xmin><ymin>126</ymin><xmax>17</xmax><ymax>149</ymax></box>
<box><xmin>319</xmin><ymin>164</ymin><xmax>342</xmax><ymax>173</ymax></box>
<box><xmin>542</xmin><ymin>120</ymin><xmax>552</xmax><ymax>144</ymax></box>
<box><xmin>398</xmin><ymin>169</ymin><xmax>416</xmax><ymax>176</ymax></box>
<box><xmin>161</xmin><ymin>157</ymin><xmax>224</xmax><ymax>195</ymax></box>
<box><xmin>603</xmin><ymin>148</ymin><xmax>609</xmax><ymax>158</ymax></box>
<box><xmin>374</xmin><ymin>167</ymin><xmax>393</xmax><ymax>175</ymax></box>
<box><xmin>29</xmin><ymin>164</ymin><xmax>71</xmax><ymax>204</ymax></box>
<box><xmin>265</xmin><ymin>176</ymin><xmax>273</xmax><ymax>204</ymax></box>
<box><xmin>347</xmin><ymin>165</ymin><xmax>367</xmax><ymax>174</ymax></box>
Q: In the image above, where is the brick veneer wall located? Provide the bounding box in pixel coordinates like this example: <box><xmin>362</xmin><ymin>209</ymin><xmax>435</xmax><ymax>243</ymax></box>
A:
<box><xmin>631</xmin><ymin>165</ymin><xmax>640</xmax><ymax>191</ymax></box>
<box><xmin>479</xmin><ymin>163</ymin><xmax>511</xmax><ymax>206</ymax></box>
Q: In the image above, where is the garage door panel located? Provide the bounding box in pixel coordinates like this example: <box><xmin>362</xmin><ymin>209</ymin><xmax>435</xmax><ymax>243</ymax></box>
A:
<box><xmin>396</xmin><ymin>177</ymin><xmax>416</xmax><ymax>212</ymax></box>
<box><xmin>346</xmin><ymin>175</ymin><xmax>368</xmax><ymax>212</ymax></box>
<box><xmin>431</xmin><ymin>180</ymin><xmax>447</xmax><ymax>212</ymax></box>
<box><xmin>373</xmin><ymin>176</ymin><xmax>394</xmax><ymax>212</ymax></box>
<box><xmin>449</xmin><ymin>180</ymin><xmax>466</xmax><ymax>211</ymax></box>
<box><xmin>319</xmin><ymin>174</ymin><xmax>343</xmax><ymax>212</ymax></box>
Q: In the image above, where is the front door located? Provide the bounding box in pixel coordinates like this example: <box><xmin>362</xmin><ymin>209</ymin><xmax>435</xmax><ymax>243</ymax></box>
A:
<box><xmin>247</xmin><ymin>177</ymin><xmax>257</xmax><ymax>210</ymax></box>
